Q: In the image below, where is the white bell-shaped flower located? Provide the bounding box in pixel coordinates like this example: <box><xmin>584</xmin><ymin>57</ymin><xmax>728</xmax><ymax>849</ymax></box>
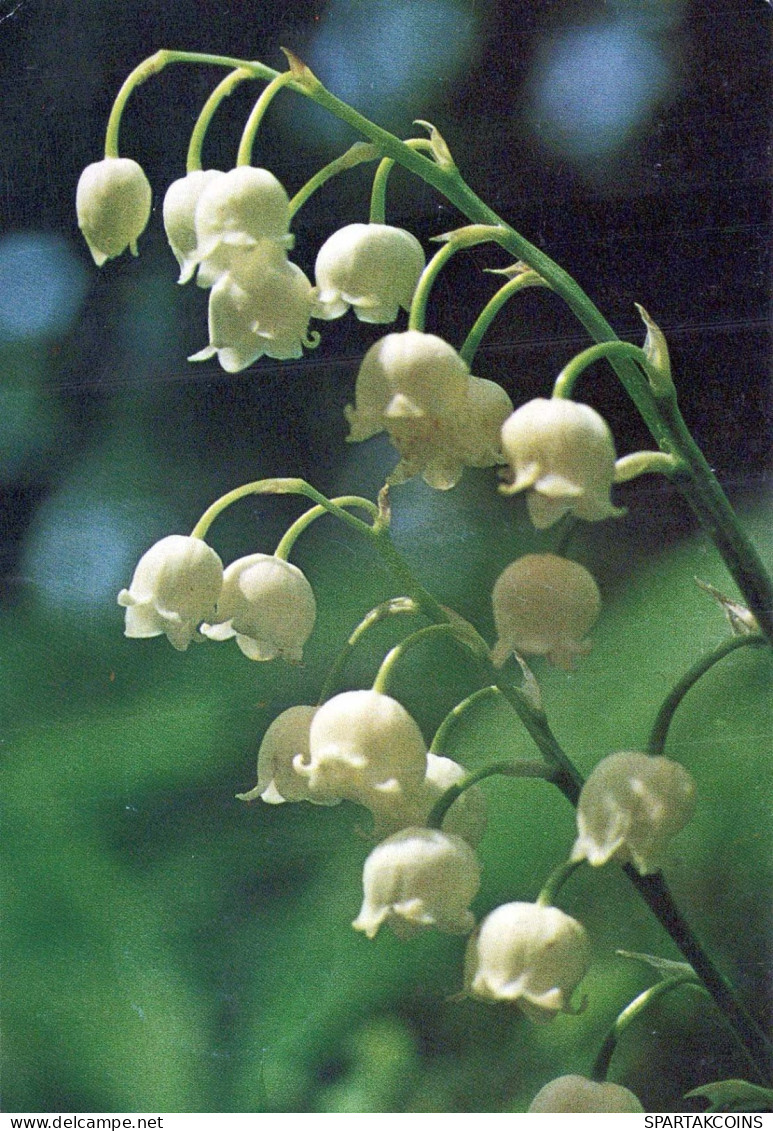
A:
<box><xmin>455</xmin><ymin>377</ymin><xmax>514</xmax><ymax>468</ymax></box>
<box><xmin>162</xmin><ymin>169</ymin><xmax>224</xmax><ymax>284</ymax></box>
<box><xmin>571</xmin><ymin>751</ymin><xmax>697</xmax><ymax>875</ymax></box>
<box><xmin>313</xmin><ymin>223</ymin><xmax>425</xmax><ymax>323</ymax></box>
<box><xmin>193</xmin><ymin>166</ymin><xmax>292</xmax><ymax>288</ymax></box>
<box><xmin>235</xmin><ymin>705</ymin><xmax>339</xmax><ymax>806</ymax></box>
<box><xmin>491</xmin><ymin>553</ymin><xmax>601</xmax><ymax>670</ymax></box>
<box><xmin>529</xmin><ymin>1075</ymin><xmax>644</xmax><ymax>1113</ymax></box>
<box><xmin>352</xmin><ymin>827</ymin><xmax>481</xmax><ymax>939</ymax></box>
<box><xmin>188</xmin><ymin>247</ymin><xmax>315</xmax><ymax>372</ymax></box>
<box><xmin>500</xmin><ymin>397</ymin><xmax>624</xmax><ymax>528</ymax></box>
<box><xmin>76</xmin><ymin>157</ymin><xmax>152</xmax><ymax>266</ymax></box>
<box><xmin>293</xmin><ymin>689</ymin><xmax>428</xmax><ymax>805</ymax></box>
<box><xmin>465</xmin><ymin>901</ymin><xmax>591</xmax><ymax>1022</ymax></box>
<box><xmin>201</xmin><ymin>553</ymin><xmax>316</xmax><ymax>662</ymax></box>
<box><xmin>117</xmin><ymin>534</ymin><xmax>223</xmax><ymax>652</ymax></box>
<box><xmin>368</xmin><ymin>753</ymin><xmax>487</xmax><ymax>846</ymax></box>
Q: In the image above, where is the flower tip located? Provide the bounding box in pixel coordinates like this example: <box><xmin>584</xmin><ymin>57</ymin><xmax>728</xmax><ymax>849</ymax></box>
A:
<box><xmin>280</xmin><ymin>47</ymin><xmax>319</xmax><ymax>87</ymax></box>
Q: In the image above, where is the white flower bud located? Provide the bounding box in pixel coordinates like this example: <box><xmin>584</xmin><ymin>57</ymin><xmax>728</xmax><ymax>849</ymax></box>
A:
<box><xmin>117</xmin><ymin>535</ymin><xmax>223</xmax><ymax>652</ymax></box>
<box><xmin>465</xmin><ymin>901</ymin><xmax>591</xmax><ymax>1022</ymax></box>
<box><xmin>529</xmin><ymin>1075</ymin><xmax>644</xmax><ymax>1113</ymax></box>
<box><xmin>571</xmin><ymin>751</ymin><xmax>697</xmax><ymax>875</ymax></box>
<box><xmin>193</xmin><ymin>166</ymin><xmax>292</xmax><ymax>287</ymax></box>
<box><xmin>352</xmin><ymin>827</ymin><xmax>481</xmax><ymax>939</ymax></box>
<box><xmin>500</xmin><ymin>397</ymin><xmax>624</xmax><ymax>528</ymax></box>
<box><xmin>76</xmin><ymin>157</ymin><xmax>152</xmax><ymax>266</ymax></box>
<box><xmin>162</xmin><ymin>170</ymin><xmax>224</xmax><ymax>284</ymax></box>
<box><xmin>313</xmin><ymin>223</ymin><xmax>425</xmax><ymax>323</ymax></box>
<box><xmin>368</xmin><ymin>753</ymin><xmax>487</xmax><ymax>846</ymax></box>
<box><xmin>491</xmin><ymin>553</ymin><xmax>601</xmax><ymax>670</ymax></box>
<box><xmin>236</xmin><ymin>705</ymin><xmax>339</xmax><ymax>806</ymax></box>
<box><xmin>201</xmin><ymin>553</ymin><xmax>316</xmax><ymax>662</ymax></box>
<box><xmin>294</xmin><ymin>690</ymin><xmax>428</xmax><ymax>805</ymax></box>
<box><xmin>188</xmin><ymin>248</ymin><xmax>314</xmax><ymax>372</ymax></box>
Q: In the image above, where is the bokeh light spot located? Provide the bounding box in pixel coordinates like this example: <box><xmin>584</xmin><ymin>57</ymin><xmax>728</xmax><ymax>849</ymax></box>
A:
<box><xmin>0</xmin><ymin>232</ymin><xmax>88</xmax><ymax>342</ymax></box>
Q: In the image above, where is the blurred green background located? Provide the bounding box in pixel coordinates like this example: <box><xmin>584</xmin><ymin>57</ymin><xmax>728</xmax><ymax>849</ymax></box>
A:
<box><xmin>1</xmin><ymin>0</ymin><xmax>771</xmax><ymax>1114</ymax></box>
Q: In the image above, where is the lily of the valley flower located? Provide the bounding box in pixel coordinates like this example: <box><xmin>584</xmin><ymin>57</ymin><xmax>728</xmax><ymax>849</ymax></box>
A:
<box><xmin>313</xmin><ymin>222</ymin><xmax>425</xmax><ymax>323</ymax></box>
<box><xmin>293</xmin><ymin>689</ymin><xmax>428</xmax><ymax>805</ymax></box>
<box><xmin>162</xmin><ymin>169</ymin><xmax>224</xmax><ymax>284</ymax></box>
<box><xmin>345</xmin><ymin>331</ymin><xmax>512</xmax><ymax>489</ymax></box>
<box><xmin>528</xmin><ymin>1075</ymin><xmax>645</xmax><ymax>1113</ymax></box>
<box><xmin>571</xmin><ymin>751</ymin><xmax>697</xmax><ymax>875</ymax></box>
<box><xmin>352</xmin><ymin>826</ymin><xmax>481</xmax><ymax>939</ymax></box>
<box><xmin>500</xmin><ymin>397</ymin><xmax>624</xmax><ymax>528</ymax></box>
<box><xmin>201</xmin><ymin>553</ymin><xmax>316</xmax><ymax>661</ymax></box>
<box><xmin>117</xmin><ymin>534</ymin><xmax>223</xmax><ymax>651</ymax></box>
<box><xmin>76</xmin><ymin>157</ymin><xmax>152</xmax><ymax>266</ymax></box>
<box><xmin>465</xmin><ymin>901</ymin><xmax>591</xmax><ymax>1022</ymax></box>
<box><xmin>236</xmin><ymin>705</ymin><xmax>339</xmax><ymax>806</ymax></box>
<box><xmin>491</xmin><ymin>553</ymin><xmax>601</xmax><ymax>670</ymax></box>
<box><xmin>189</xmin><ymin>246</ymin><xmax>316</xmax><ymax>372</ymax></box>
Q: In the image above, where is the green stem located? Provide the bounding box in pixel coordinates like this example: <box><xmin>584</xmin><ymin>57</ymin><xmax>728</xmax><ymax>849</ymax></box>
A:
<box><xmin>647</xmin><ymin>634</ymin><xmax>768</xmax><ymax>757</ymax></box>
<box><xmin>536</xmin><ymin>857</ymin><xmax>585</xmax><ymax>907</ymax></box>
<box><xmin>613</xmin><ymin>451</ymin><xmax>683</xmax><ymax>483</ymax></box>
<box><xmin>372</xmin><ymin>622</ymin><xmax>488</xmax><ymax>695</ymax></box>
<box><xmin>407</xmin><ymin>225</ymin><xmax>508</xmax><ymax>333</ymax></box>
<box><xmin>426</xmin><ymin>758</ymin><xmax>551</xmax><ymax>830</ymax></box>
<box><xmin>459</xmin><ymin>270</ymin><xmax>547</xmax><ymax>368</ymax></box>
<box><xmin>429</xmin><ymin>685</ymin><xmax>503</xmax><ymax>754</ymax></box>
<box><xmin>552</xmin><ymin>340</ymin><xmax>655</xmax><ymax>400</ymax></box>
<box><xmin>186</xmin><ymin>67</ymin><xmax>253</xmax><ymax>172</ymax></box>
<box><xmin>369</xmin><ymin>140</ymin><xmax>434</xmax><ymax>224</ymax></box>
<box><xmin>288</xmin><ymin>142</ymin><xmax>380</xmax><ymax>218</ymax></box>
<box><xmin>274</xmin><ymin>495</ymin><xmax>379</xmax><ymax>560</ymax></box>
<box><xmin>104</xmin><ymin>50</ymin><xmax>278</xmax><ymax>158</ymax></box>
<box><xmin>592</xmin><ymin>975</ymin><xmax>702</xmax><ymax>1082</ymax></box>
<box><xmin>317</xmin><ymin>597</ymin><xmax>421</xmax><ymax>705</ymax></box>
<box><xmin>236</xmin><ymin>70</ymin><xmax>295</xmax><ymax>167</ymax></box>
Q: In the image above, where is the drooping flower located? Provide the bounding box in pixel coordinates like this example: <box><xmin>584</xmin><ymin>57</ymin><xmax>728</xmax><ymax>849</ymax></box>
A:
<box><xmin>528</xmin><ymin>1075</ymin><xmax>644</xmax><ymax>1113</ymax></box>
<box><xmin>352</xmin><ymin>827</ymin><xmax>481</xmax><ymax>939</ymax></box>
<box><xmin>345</xmin><ymin>331</ymin><xmax>508</xmax><ymax>488</ymax></box>
<box><xmin>117</xmin><ymin>534</ymin><xmax>223</xmax><ymax>651</ymax></box>
<box><xmin>500</xmin><ymin>397</ymin><xmax>624</xmax><ymax>528</ymax></box>
<box><xmin>76</xmin><ymin>157</ymin><xmax>152</xmax><ymax>266</ymax></box>
<box><xmin>571</xmin><ymin>751</ymin><xmax>697</xmax><ymax>875</ymax></box>
<box><xmin>465</xmin><ymin>901</ymin><xmax>591</xmax><ymax>1022</ymax></box>
<box><xmin>193</xmin><ymin>165</ymin><xmax>292</xmax><ymax>288</ymax></box>
<box><xmin>188</xmin><ymin>247</ymin><xmax>316</xmax><ymax>372</ymax></box>
<box><xmin>162</xmin><ymin>169</ymin><xmax>224</xmax><ymax>284</ymax></box>
<box><xmin>235</xmin><ymin>705</ymin><xmax>339</xmax><ymax>806</ymax></box>
<box><xmin>368</xmin><ymin>752</ymin><xmax>487</xmax><ymax>846</ymax></box>
<box><xmin>313</xmin><ymin>222</ymin><xmax>425</xmax><ymax>323</ymax></box>
<box><xmin>491</xmin><ymin>553</ymin><xmax>601</xmax><ymax>670</ymax></box>
<box><xmin>201</xmin><ymin>553</ymin><xmax>316</xmax><ymax>661</ymax></box>
<box><xmin>293</xmin><ymin>689</ymin><xmax>428</xmax><ymax>805</ymax></box>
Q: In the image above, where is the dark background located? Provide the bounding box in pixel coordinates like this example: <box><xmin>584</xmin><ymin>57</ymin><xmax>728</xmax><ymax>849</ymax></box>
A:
<box><xmin>1</xmin><ymin>0</ymin><xmax>771</xmax><ymax>1114</ymax></box>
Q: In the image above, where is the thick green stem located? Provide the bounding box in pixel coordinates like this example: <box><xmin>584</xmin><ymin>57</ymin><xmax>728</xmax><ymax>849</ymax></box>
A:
<box><xmin>648</xmin><ymin>634</ymin><xmax>768</xmax><ymax>757</ymax></box>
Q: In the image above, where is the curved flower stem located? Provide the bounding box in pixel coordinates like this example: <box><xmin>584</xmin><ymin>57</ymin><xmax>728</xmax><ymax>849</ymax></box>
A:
<box><xmin>104</xmin><ymin>50</ymin><xmax>278</xmax><ymax>158</ymax></box>
<box><xmin>552</xmin><ymin>340</ymin><xmax>656</xmax><ymax>400</ymax></box>
<box><xmin>273</xmin><ymin>495</ymin><xmax>379</xmax><ymax>560</ymax></box>
<box><xmin>429</xmin><ymin>684</ymin><xmax>504</xmax><ymax>754</ymax></box>
<box><xmin>427</xmin><ymin>758</ymin><xmax>551</xmax><ymax>830</ymax></box>
<box><xmin>372</xmin><ymin>622</ymin><xmax>489</xmax><ymax>695</ymax></box>
<box><xmin>591</xmin><ymin>975</ymin><xmax>704</xmax><ymax>1082</ymax></box>
<box><xmin>189</xmin><ymin>477</ymin><xmax>377</xmax><ymax>543</ymax></box>
<box><xmin>536</xmin><ymin>857</ymin><xmax>585</xmax><ymax>907</ymax></box>
<box><xmin>369</xmin><ymin>139</ymin><xmax>434</xmax><ymax>224</ymax></box>
<box><xmin>408</xmin><ymin>225</ymin><xmax>509</xmax><ymax>333</ymax></box>
<box><xmin>236</xmin><ymin>70</ymin><xmax>295</xmax><ymax>167</ymax></box>
<box><xmin>288</xmin><ymin>142</ymin><xmax>380</xmax><ymax>218</ymax></box>
<box><xmin>647</xmin><ymin>634</ymin><xmax>768</xmax><ymax>757</ymax></box>
<box><xmin>459</xmin><ymin>270</ymin><xmax>547</xmax><ymax>368</ymax></box>
<box><xmin>613</xmin><ymin>451</ymin><xmax>683</xmax><ymax>483</ymax></box>
<box><xmin>186</xmin><ymin>67</ymin><xmax>253</xmax><ymax>172</ymax></box>
<box><xmin>317</xmin><ymin>597</ymin><xmax>421</xmax><ymax>705</ymax></box>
